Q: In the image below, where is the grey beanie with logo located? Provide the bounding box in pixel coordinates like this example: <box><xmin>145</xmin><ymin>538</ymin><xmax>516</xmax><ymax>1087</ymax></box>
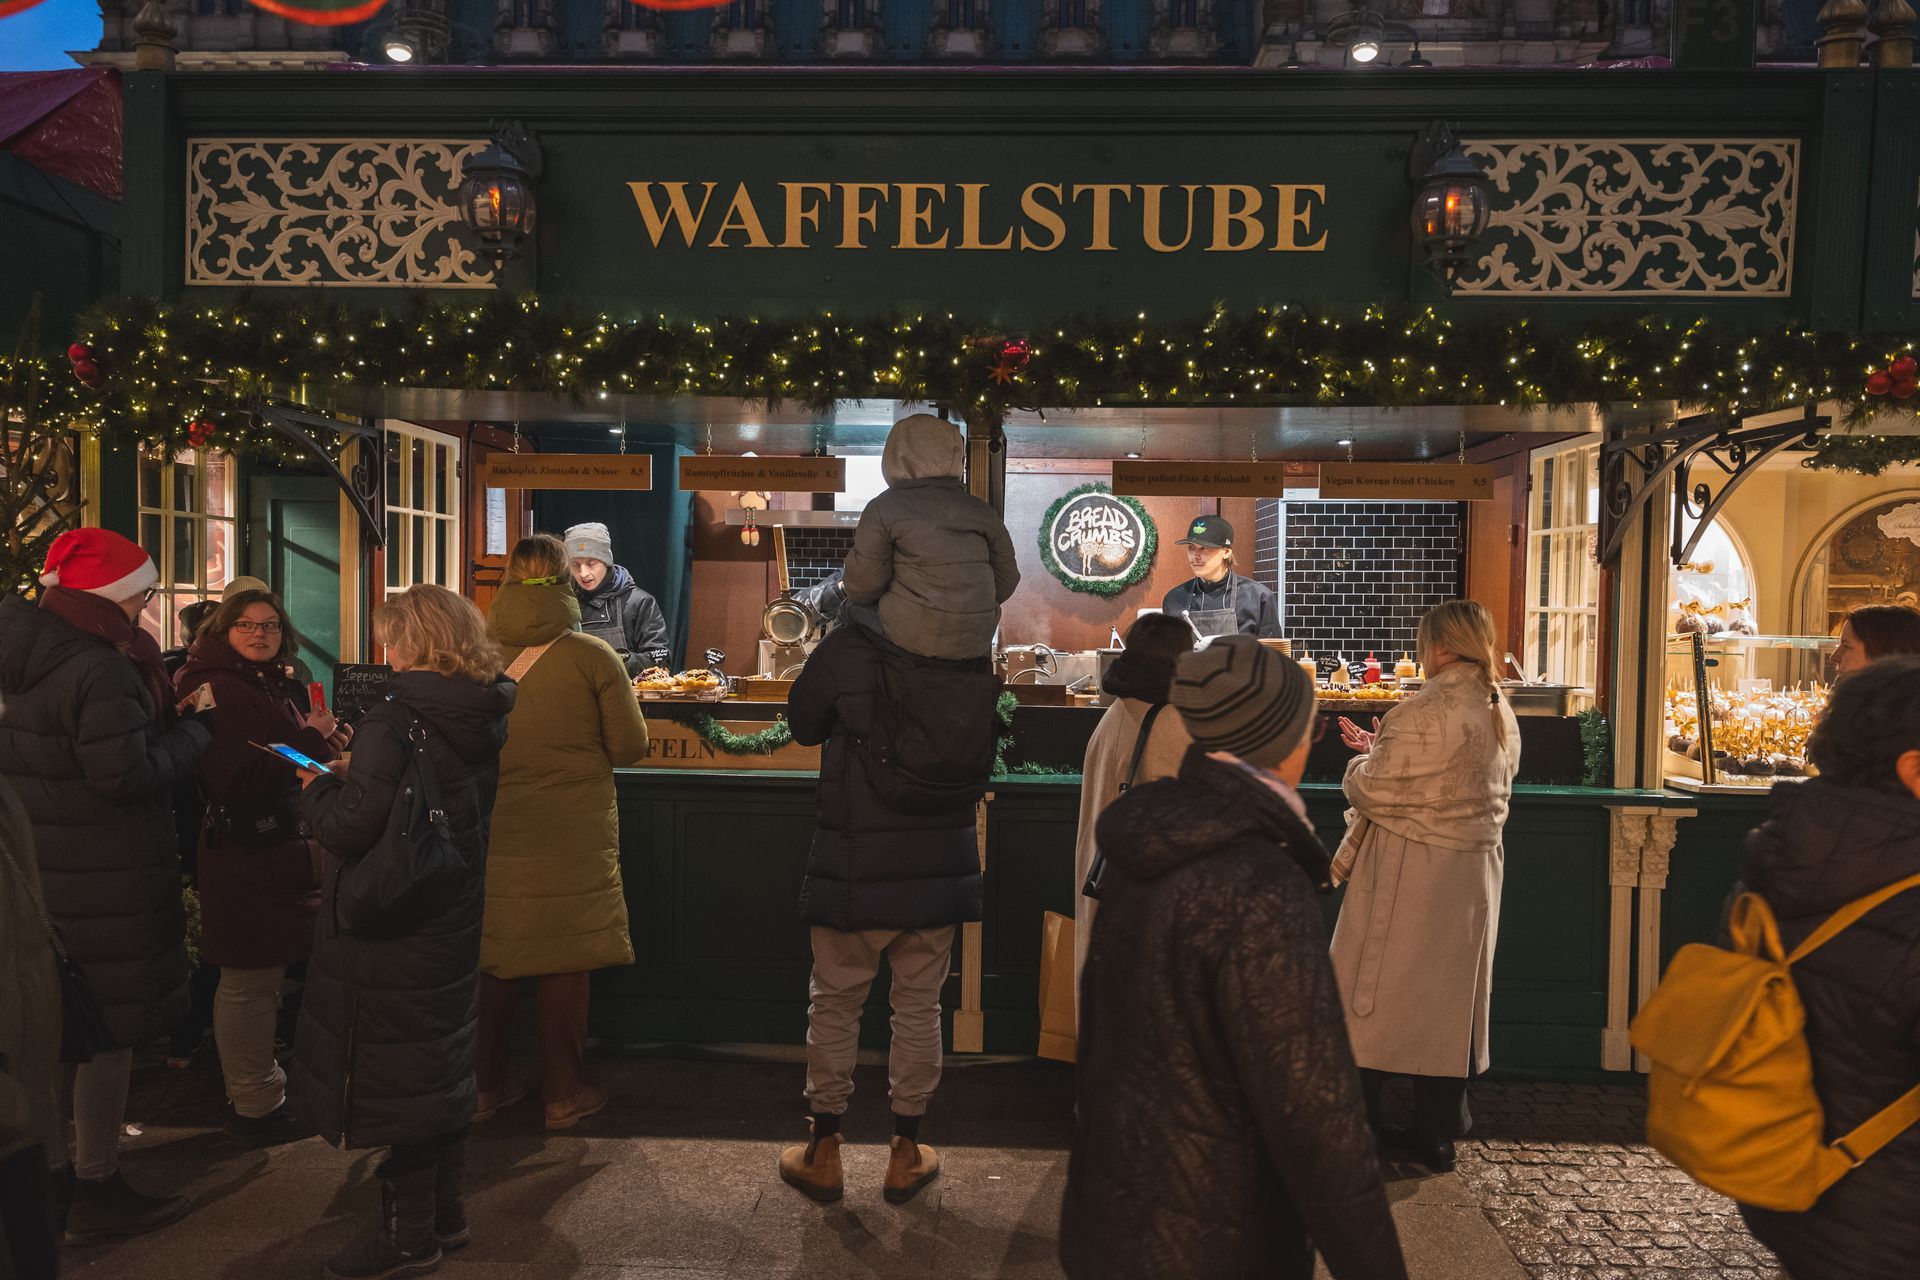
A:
<box><xmin>1169</xmin><ymin>635</ymin><xmax>1316</xmax><ymax>768</ymax></box>
<box><xmin>564</xmin><ymin>522</ymin><xmax>615</xmax><ymax>568</ymax></box>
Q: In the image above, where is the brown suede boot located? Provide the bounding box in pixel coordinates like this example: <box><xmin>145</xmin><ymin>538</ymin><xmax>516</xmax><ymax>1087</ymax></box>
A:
<box><xmin>778</xmin><ymin>1122</ymin><xmax>844</xmax><ymax>1203</ymax></box>
<box><xmin>883</xmin><ymin>1136</ymin><xmax>941</xmax><ymax>1205</ymax></box>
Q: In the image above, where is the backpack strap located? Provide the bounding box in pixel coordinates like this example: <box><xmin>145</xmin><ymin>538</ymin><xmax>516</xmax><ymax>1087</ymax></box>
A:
<box><xmin>504</xmin><ymin>639</ymin><xmax>557</xmax><ymax>684</ymax></box>
<box><xmin>1786</xmin><ymin>871</ymin><xmax>1920</xmax><ymax>966</ymax></box>
<box><xmin>1118</xmin><ymin>702</ymin><xmax>1167</xmax><ymax>794</ymax></box>
<box><xmin>1831</xmin><ymin>1083</ymin><xmax>1920</xmax><ymax>1171</ymax></box>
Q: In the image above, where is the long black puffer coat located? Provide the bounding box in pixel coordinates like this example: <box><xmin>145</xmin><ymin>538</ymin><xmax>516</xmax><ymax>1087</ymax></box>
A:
<box><xmin>786</xmin><ymin>623</ymin><xmax>984</xmax><ymax>932</ymax></box>
<box><xmin>0</xmin><ymin>594</ymin><xmax>209</xmax><ymax>1049</ymax></box>
<box><xmin>1738</xmin><ymin>778</ymin><xmax>1920</xmax><ymax>1280</ymax></box>
<box><xmin>1061</xmin><ymin>748</ymin><xmax>1407</xmax><ymax>1280</ymax></box>
<box><xmin>289</xmin><ymin>670</ymin><xmax>514</xmax><ymax>1149</ymax></box>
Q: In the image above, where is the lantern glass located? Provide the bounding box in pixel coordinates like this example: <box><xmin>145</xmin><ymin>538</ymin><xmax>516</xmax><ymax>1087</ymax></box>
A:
<box><xmin>1413</xmin><ymin>178</ymin><xmax>1487</xmax><ymax>246</ymax></box>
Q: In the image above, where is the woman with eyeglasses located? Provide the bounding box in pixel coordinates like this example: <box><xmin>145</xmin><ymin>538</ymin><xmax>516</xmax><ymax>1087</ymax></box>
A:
<box><xmin>174</xmin><ymin>588</ymin><xmax>348</xmax><ymax>1147</ymax></box>
<box><xmin>473</xmin><ymin>534</ymin><xmax>650</xmax><ymax>1130</ymax></box>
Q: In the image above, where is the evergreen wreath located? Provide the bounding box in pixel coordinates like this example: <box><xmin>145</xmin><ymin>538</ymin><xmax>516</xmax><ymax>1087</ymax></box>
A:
<box><xmin>1037</xmin><ymin>483</ymin><xmax>1158</xmax><ymax>598</ymax></box>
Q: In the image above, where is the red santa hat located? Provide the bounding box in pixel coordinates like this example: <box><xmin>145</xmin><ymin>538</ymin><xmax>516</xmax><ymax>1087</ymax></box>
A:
<box><xmin>39</xmin><ymin>528</ymin><xmax>160</xmax><ymax>601</ymax></box>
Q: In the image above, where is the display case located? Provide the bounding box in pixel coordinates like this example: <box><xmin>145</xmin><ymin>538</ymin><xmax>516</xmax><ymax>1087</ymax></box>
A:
<box><xmin>1663</xmin><ymin>632</ymin><xmax>1834</xmax><ymax>793</ymax></box>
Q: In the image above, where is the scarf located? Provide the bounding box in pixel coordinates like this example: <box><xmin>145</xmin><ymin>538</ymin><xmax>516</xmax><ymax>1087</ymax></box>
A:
<box><xmin>38</xmin><ymin>587</ymin><xmax>175</xmax><ymax>725</ymax></box>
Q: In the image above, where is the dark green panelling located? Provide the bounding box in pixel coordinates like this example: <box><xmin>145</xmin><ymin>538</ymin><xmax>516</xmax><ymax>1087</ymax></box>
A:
<box><xmin>1806</xmin><ymin>72</ymin><xmax>1876</xmax><ymax>330</ymax></box>
<box><xmin>595</xmin><ymin>770</ymin><xmax>1643</xmax><ymax>1074</ymax></box>
<box><xmin>1660</xmin><ymin>797</ymin><xmax>1765</xmax><ymax>967</ymax></box>
<box><xmin>0</xmin><ymin>155</ymin><xmax>120</xmax><ymax>353</ymax></box>
<box><xmin>1862</xmin><ymin>71</ymin><xmax>1920</xmax><ymax>334</ymax></box>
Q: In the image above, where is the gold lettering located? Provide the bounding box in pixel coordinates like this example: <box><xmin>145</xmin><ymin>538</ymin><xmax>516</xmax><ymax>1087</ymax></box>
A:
<box><xmin>627</xmin><ymin>181</ymin><xmax>718</xmax><ymax>248</ymax></box>
<box><xmin>837</xmin><ymin>182</ymin><xmax>890</xmax><ymax>249</ymax></box>
<box><xmin>1272</xmin><ymin>184</ymin><xmax>1329</xmax><ymax>252</ymax></box>
<box><xmin>1070</xmin><ymin>184</ymin><xmax>1135</xmax><ymax>252</ymax></box>
<box><xmin>780</xmin><ymin>181</ymin><xmax>833</xmax><ymax>249</ymax></box>
<box><xmin>1207</xmin><ymin>184</ymin><xmax>1265</xmax><ymax>252</ymax></box>
<box><xmin>709</xmin><ymin>185</ymin><xmax>774</xmax><ymax>249</ymax></box>
<box><xmin>1139</xmin><ymin>184</ymin><xmax>1202</xmax><ymax>254</ymax></box>
<box><xmin>958</xmin><ymin>183</ymin><xmax>1013</xmax><ymax>251</ymax></box>
<box><xmin>895</xmin><ymin>183</ymin><xmax>949</xmax><ymax>250</ymax></box>
<box><xmin>1018</xmin><ymin>183</ymin><xmax>1067</xmax><ymax>252</ymax></box>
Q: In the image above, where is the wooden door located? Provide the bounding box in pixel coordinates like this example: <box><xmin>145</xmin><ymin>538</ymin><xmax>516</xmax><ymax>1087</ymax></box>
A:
<box><xmin>248</xmin><ymin>475</ymin><xmax>342</xmax><ymax>699</ymax></box>
<box><xmin>465</xmin><ymin>426</ymin><xmax>534</xmax><ymax>616</ymax></box>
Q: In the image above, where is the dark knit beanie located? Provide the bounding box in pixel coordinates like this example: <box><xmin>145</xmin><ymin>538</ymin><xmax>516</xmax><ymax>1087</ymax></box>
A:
<box><xmin>1170</xmin><ymin>636</ymin><xmax>1316</xmax><ymax>768</ymax></box>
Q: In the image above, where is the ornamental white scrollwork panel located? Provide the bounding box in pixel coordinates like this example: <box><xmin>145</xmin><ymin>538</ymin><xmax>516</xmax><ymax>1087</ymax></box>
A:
<box><xmin>1453</xmin><ymin>139</ymin><xmax>1799</xmax><ymax>298</ymax></box>
<box><xmin>186</xmin><ymin>139</ymin><xmax>495</xmax><ymax>289</ymax></box>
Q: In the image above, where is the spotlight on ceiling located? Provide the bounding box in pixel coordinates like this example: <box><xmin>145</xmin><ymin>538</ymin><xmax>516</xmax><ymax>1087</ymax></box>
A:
<box><xmin>1325</xmin><ymin>7</ymin><xmax>1415</xmax><ymax>68</ymax></box>
<box><xmin>1403</xmin><ymin>39</ymin><xmax>1432</xmax><ymax>67</ymax></box>
<box><xmin>379</xmin><ymin>5</ymin><xmax>449</xmax><ymax>65</ymax></box>
<box><xmin>382</xmin><ymin>34</ymin><xmax>416</xmax><ymax>62</ymax></box>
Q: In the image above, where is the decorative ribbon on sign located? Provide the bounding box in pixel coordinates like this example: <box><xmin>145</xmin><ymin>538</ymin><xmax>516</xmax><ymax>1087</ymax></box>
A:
<box><xmin>246</xmin><ymin>0</ymin><xmax>389</xmax><ymax>23</ymax></box>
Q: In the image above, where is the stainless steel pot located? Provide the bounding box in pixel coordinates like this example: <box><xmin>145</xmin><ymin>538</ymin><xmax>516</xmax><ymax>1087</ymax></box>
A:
<box><xmin>761</xmin><ymin>595</ymin><xmax>819</xmax><ymax>647</ymax></box>
<box><xmin>1498</xmin><ymin>681</ymin><xmax>1576</xmax><ymax>717</ymax></box>
<box><xmin>999</xmin><ymin>644</ymin><xmax>1058</xmax><ymax>683</ymax></box>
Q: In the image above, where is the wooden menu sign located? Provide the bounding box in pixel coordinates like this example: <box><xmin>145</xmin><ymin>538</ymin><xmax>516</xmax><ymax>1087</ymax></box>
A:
<box><xmin>1317</xmin><ymin>462</ymin><xmax>1495</xmax><ymax>501</ymax></box>
<box><xmin>477</xmin><ymin>453</ymin><xmax>653</xmax><ymax>491</ymax></box>
<box><xmin>638</xmin><ymin>717</ymin><xmax>821</xmax><ymax>771</ymax></box>
<box><xmin>1111</xmin><ymin>460</ymin><xmax>1311</xmax><ymax>497</ymax></box>
<box><xmin>678</xmin><ymin>455</ymin><xmax>846</xmax><ymax>492</ymax></box>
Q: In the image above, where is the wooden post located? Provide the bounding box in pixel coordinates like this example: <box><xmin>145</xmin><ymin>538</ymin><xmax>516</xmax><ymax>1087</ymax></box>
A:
<box><xmin>1816</xmin><ymin>0</ymin><xmax>1870</xmax><ymax>66</ymax></box>
<box><xmin>1870</xmin><ymin>0</ymin><xmax>1915</xmax><ymax>65</ymax></box>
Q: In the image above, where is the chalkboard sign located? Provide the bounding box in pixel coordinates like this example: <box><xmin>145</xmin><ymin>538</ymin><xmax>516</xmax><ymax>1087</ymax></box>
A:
<box><xmin>331</xmin><ymin>664</ymin><xmax>394</xmax><ymax>722</ymax></box>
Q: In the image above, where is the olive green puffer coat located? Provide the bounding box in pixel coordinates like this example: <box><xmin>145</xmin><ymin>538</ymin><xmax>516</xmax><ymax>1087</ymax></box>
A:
<box><xmin>482</xmin><ymin>581</ymin><xmax>650</xmax><ymax>979</ymax></box>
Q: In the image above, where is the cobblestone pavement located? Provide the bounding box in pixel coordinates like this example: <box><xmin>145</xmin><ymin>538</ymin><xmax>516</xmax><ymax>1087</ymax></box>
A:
<box><xmin>1446</xmin><ymin>1081</ymin><xmax>1787</xmax><ymax>1280</ymax></box>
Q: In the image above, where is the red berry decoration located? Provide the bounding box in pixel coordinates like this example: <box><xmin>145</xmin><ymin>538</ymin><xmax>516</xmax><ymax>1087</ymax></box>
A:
<box><xmin>186</xmin><ymin>418</ymin><xmax>217</xmax><ymax>448</ymax></box>
<box><xmin>66</xmin><ymin>342</ymin><xmax>91</xmax><ymax>363</ymax></box>
<box><xmin>1893</xmin><ymin>355</ymin><xmax>1918</xmax><ymax>381</ymax></box>
<box><xmin>1896</xmin><ymin>380</ymin><xmax>1919</xmax><ymax>402</ymax></box>
<box><xmin>1001</xmin><ymin>338</ymin><xmax>1031</xmax><ymax>367</ymax></box>
<box><xmin>71</xmin><ymin>358</ymin><xmax>100</xmax><ymax>385</ymax></box>
<box><xmin>1868</xmin><ymin>371</ymin><xmax>1895</xmax><ymax>397</ymax></box>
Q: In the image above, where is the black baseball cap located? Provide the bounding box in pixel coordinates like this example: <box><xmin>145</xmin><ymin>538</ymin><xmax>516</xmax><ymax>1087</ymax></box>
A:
<box><xmin>1177</xmin><ymin>515</ymin><xmax>1234</xmax><ymax>550</ymax></box>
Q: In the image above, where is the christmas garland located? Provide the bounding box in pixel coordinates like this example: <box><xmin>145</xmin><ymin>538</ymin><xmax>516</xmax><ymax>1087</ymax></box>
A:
<box><xmin>1578</xmin><ymin>708</ymin><xmax>1612</xmax><ymax>789</ymax></box>
<box><xmin>8</xmin><ymin>295</ymin><xmax>1914</xmax><ymax>460</ymax></box>
<box><xmin>688</xmin><ymin>713</ymin><xmax>794</xmax><ymax>755</ymax></box>
<box><xmin>1036</xmin><ymin>483</ymin><xmax>1159</xmax><ymax>598</ymax></box>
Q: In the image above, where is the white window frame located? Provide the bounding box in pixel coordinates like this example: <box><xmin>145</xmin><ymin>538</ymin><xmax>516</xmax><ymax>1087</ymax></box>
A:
<box><xmin>137</xmin><ymin>447</ymin><xmax>238</xmax><ymax>648</ymax></box>
<box><xmin>1523</xmin><ymin>438</ymin><xmax>1601</xmax><ymax>689</ymax></box>
<box><xmin>384</xmin><ymin>421</ymin><xmax>463</xmax><ymax>596</ymax></box>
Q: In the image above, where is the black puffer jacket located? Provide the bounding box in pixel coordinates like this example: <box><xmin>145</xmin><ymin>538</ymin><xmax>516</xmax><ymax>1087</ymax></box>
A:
<box><xmin>0</xmin><ymin>594</ymin><xmax>209</xmax><ymax>1049</ymax></box>
<box><xmin>577</xmin><ymin>565</ymin><xmax>670</xmax><ymax>676</ymax></box>
<box><xmin>1738</xmin><ymin>778</ymin><xmax>1920</xmax><ymax>1280</ymax></box>
<box><xmin>1061</xmin><ymin>749</ymin><xmax>1407</xmax><ymax>1280</ymax></box>
<box><xmin>787</xmin><ymin>623</ymin><xmax>984</xmax><ymax>932</ymax></box>
<box><xmin>289</xmin><ymin>671</ymin><xmax>513</xmax><ymax>1149</ymax></box>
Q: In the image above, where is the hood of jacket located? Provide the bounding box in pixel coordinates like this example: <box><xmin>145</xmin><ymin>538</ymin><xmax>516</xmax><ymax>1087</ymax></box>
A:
<box><xmin>173</xmin><ymin>631</ymin><xmax>295</xmax><ymax>691</ymax></box>
<box><xmin>1747</xmin><ymin>776</ymin><xmax>1920</xmax><ymax>919</ymax></box>
<box><xmin>488</xmin><ymin>580</ymin><xmax>582</xmax><ymax>649</ymax></box>
<box><xmin>1097</xmin><ymin>747</ymin><xmax>1332</xmax><ymax>889</ymax></box>
<box><xmin>881</xmin><ymin>413</ymin><xmax>965</xmax><ymax>484</ymax></box>
<box><xmin>387</xmin><ymin>670</ymin><xmax>516</xmax><ymax>764</ymax></box>
<box><xmin>0</xmin><ymin>593</ymin><xmax>104</xmax><ymax>697</ymax></box>
<box><xmin>581</xmin><ymin>563</ymin><xmax>636</xmax><ymax>605</ymax></box>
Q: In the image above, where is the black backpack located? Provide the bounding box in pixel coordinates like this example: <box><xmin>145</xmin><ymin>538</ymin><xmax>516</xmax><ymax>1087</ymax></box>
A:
<box><xmin>854</xmin><ymin>647</ymin><xmax>1004</xmax><ymax>815</ymax></box>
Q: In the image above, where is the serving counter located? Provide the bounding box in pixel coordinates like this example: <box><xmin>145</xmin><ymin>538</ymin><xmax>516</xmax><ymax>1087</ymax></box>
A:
<box><xmin>593</xmin><ymin>695</ymin><xmax>1725</xmax><ymax>1081</ymax></box>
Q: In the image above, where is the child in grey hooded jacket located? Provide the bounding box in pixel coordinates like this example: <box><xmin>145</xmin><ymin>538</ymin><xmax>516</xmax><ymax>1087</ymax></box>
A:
<box><xmin>840</xmin><ymin>415</ymin><xmax>1021</xmax><ymax>661</ymax></box>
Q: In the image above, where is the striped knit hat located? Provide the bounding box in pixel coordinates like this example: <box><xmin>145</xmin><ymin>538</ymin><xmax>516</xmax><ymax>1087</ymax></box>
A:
<box><xmin>1170</xmin><ymin>635</ymin><xmax>1315</xmax><ymax>768</ymax></box>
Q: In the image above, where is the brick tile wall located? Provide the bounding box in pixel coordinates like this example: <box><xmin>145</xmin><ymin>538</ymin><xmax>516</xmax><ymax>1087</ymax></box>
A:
<box><xmin>1282</xmin><ymin>500</ymin><xmax>1464</xmax><ymax>659</ymax></box>
<box><xmin>783</xmin><ymin>529</ymin><xmax>856</xmax><ymax>589</ymax></box>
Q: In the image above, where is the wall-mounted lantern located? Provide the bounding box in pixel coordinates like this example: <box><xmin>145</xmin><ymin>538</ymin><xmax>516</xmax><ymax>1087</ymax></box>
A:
<box><xmin>458</xmin><ymin>121</ymin><xmax>543</xmax><ymax>273</ymax></box>
<box><xmin>1407</xmin><ymin>121</ymin><xmax>1492</xmax><ymax>286</ymax></box>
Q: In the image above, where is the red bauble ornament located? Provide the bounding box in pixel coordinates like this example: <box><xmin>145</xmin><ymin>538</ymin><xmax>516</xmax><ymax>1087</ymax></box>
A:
<box><xmin>1000</xmin><ymin>338</ymin><xmax>1031</xmax><ymax>367</ymax></box>
<box><xmin>1895</xmin><ymin>379</ymin><xmax>1919</xmax><ymax>402</ymax></box>
<box><xmin>1892</xmin><ymin>355</ymin><xmax>1918</xmax><ymax>381</ymax></box>
<box><xmin>71</xmin><ymin>359</ymin><xmax>100</xmax><ymax>385</ymax></box>
<box><xmin>1868</xmin><ymin>371</ymin><xmax>1895</xmax><ymax>397</ymax></box>
<box><xmin>66</xmin><ymin>342</ymin><xmax>91</xmax><ymax>364</ymax></box>
<box><xmin>187</xmin><ymin>418</ymin><xmax>217</xmax><ymax>447</ymax></box>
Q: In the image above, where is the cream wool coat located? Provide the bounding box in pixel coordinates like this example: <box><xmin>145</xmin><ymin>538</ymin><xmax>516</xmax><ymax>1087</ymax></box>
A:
<box><xmin>1073</xmin><ymin>697</ymin><xmax>1192</xmax><ymax>1012</ymax></box>
<box><xmin>1329</xmin><ymin>661</ymin><xmax>1520</xmax><ymax>1078</ymax></box>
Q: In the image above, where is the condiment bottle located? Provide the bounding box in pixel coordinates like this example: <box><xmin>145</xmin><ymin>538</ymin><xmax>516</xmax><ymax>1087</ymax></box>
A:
<box><xmin>1330</xmin><ymin>657</ymin><xmax>1351</xmax><ymax>688</ymax></box>
<box><xmin>1394</xmin><ymin>652</ymin><xmax>1418</xmax><ymax>681</ymax></box>
<box><xmin>1298</xmin><ymin>651</ymin><xmax>1319</xmax><ymax>685</ymax></box>
<box><xmin>1363</xmin><ymin>653</ymin><xmax>1381</xmax><ymax>685</ymax></box>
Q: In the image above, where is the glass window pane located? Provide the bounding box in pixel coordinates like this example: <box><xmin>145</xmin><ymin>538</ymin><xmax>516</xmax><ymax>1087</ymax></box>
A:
<box><xmin>434</xmin><ymin>445</ymin><xmax>452</xmax><ymax>515</ymax></box>
<box><xmin>139</xmin><ymin>453</ymin><xmax>163</xmax><ymax>510</ymax></box>
<box><xmin>204</xmin><ymin>453</ymin><xmax>233</xmax><ymax>518</ymax></box>
<box><xmin>386</xmin><ymin>434</ymin><xmax>404</xmax><ymax>510</ymax></box>
<box><xmin>172</xmin><ymin>451</ymin><xmax>199</xmax><ymax>513</ymax></box>
<box><xmin>412</xmin><ymin>515</ymin><xmax>426</xmax><ymax>586</ymax></box>
<box><xmin>1583</xmin><ymin>448</ymin><xmax>1601</xmax><ymax>524</ymax></box>
<box><xmin>411</xmin><ymin>439</ymin><xmax>427</xmax><ymax>514</ymax></box>
<box><xmin>436</xmin><ymin>519</ymin><xmax>452</xmax><ymax>586</ymax></box>
<box><xmin>207</xmin><ymin>520</ymin><xmax>234</xmax><ymax>594</ymax></box>
<box><xmin>1537</xmin><ymin>456</ymin><xmax>1555</xmax><ymax>528</ymax></box>
<box><xmin>386</xmin><ymin>513</ymin><xmax>402</xmax><ymax>588</ymax></box>
<box><xmin>140</xmin><ymin>513</ymin><xmax>164</xmax><ymax>566</ymax></box>
<box><xmin>140</xmin><ymin>594</ymin><xmax>167</xmax><ymax>647</ymax></box>
<box><xmin>172</xmin><ymin>520</ymin><xmax>200</xmax><ymax>587</ymax></box>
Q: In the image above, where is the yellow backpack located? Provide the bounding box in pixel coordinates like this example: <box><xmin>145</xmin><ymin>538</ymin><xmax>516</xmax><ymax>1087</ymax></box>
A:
<box><xmin>1629</xmin><ymin>873</ymin><xmax>1920</xmax><ymax>1212</ymax></box>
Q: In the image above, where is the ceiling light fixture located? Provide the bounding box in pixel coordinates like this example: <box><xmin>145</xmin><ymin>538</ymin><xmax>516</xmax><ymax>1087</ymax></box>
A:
<box><xmin>379</xmin><ymin>5</ymin><xmax>449</xmax><ymax>65</ymax></box>
<box><xmin>1402</xmin><ymin>39</ymin><xmax>1432</xmax><ymax>67</ymax></box>
<box><xmin>1324</xmin><ymin>6</ymin><xmax>1416</xmax><ymax>68</ymax></box>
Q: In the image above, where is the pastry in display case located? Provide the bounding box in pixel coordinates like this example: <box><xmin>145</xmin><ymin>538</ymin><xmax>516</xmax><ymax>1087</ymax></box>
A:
<box><xmin>1663</xmin><ymin>631</ymin><xmax>1834</xmax><ymax>792</ymax></box>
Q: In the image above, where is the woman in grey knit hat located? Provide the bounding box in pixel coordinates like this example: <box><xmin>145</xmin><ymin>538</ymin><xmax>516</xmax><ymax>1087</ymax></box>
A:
<box><xmin>1062</xmin><ymin>636</ymin><xmax>1407</xmax><ymax>1280</ymax></box>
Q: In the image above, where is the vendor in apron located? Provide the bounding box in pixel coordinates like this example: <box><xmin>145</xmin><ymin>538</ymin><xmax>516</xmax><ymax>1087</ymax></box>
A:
<box><xmin>1160</xmin><ymin>515</ymin><xmax>1280</xmax><ymax>639</ymax></box>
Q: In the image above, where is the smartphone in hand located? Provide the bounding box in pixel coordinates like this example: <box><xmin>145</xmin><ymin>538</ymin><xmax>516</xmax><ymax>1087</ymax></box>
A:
<box><xmin>250</xmin><ymin>741</ymin><xmax>332</xmax><ymax>774</ymax></box>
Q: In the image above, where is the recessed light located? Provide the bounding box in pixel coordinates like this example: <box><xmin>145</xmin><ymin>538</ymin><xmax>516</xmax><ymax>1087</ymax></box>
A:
<box><xmin>1336</xmin><ymin>438</ymin><xmax>1353</xmax><ymax>446</ymax></box>
<box><xmin>1125</xmin><ymin>451</ymin><xmax>1142</xmax><ymax>459</ymax></box>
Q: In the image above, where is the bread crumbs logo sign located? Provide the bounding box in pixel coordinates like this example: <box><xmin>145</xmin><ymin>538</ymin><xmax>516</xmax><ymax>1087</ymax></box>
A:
<box><xmin>1039</xmin><ymin>484</ymin><xmax>1157</xmax><ymax>598</ymax></box>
